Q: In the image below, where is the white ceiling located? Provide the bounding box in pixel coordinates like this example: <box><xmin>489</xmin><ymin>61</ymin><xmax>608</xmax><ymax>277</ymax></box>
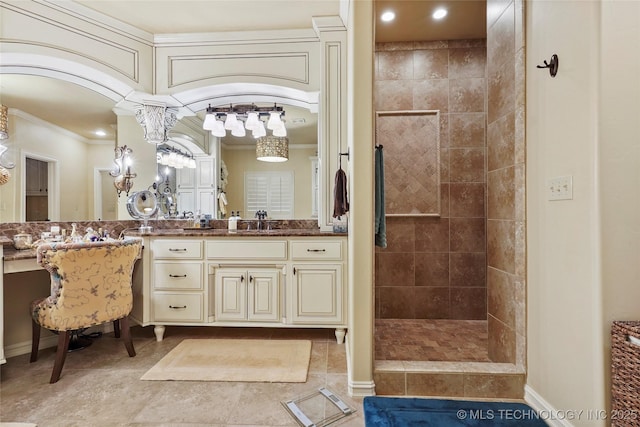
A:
<box><xmin>0</xmin><ymin>0</ymin><xmax>486</xmax><ymax>144</ymax></box>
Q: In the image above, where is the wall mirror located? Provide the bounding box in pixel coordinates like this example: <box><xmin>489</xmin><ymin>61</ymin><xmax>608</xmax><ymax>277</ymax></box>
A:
<box><xmin>0</xmin><ymin>74</ymin><xmax>319</xmax><ymax>222</ymax></box>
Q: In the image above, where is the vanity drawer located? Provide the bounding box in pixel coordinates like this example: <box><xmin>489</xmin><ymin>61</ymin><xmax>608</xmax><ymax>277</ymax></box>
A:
<box><xmin>206</xmin><ymin>240</ymin><xmax>287</xmax><ymax>260</ymax></box>
<box><xmin>153</xmin><ymin>293</ymin><xmax>203</xmax><ymax>322</ymax></box>
<box><xmin>152</xmin><ymin>240</ymin><xmax>203</xmax><ymax>259</ymax></box>
<box><xmin>154</xmin><ymin>262</ymin><xmax>203</xmax><ymax>290</ymax></box>
<box><xmin>290</xmin><ymin>240</ymin><xmax>343</xmax><ymax>260</ymax></box>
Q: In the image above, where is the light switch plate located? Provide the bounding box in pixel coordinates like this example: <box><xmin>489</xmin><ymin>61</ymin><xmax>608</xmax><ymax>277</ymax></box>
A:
<box><xmin>548</xmin><ymin>175</ymin><xmax>573</xmax><ymax>201</ymax></box>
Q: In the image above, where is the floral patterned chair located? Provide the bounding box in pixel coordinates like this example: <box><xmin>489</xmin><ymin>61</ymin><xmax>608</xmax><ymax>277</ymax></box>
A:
<box><xmin>30</xmin><ymin>238</ymin><xmax>143</xmax><ymax>383</ymax></box>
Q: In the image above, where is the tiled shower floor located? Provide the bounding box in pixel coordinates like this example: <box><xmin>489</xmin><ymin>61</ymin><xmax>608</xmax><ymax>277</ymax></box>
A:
<box><xmin>375</xmin><ymin>319</ymin><xmax>490</xmax><ymax>362</ymax></box>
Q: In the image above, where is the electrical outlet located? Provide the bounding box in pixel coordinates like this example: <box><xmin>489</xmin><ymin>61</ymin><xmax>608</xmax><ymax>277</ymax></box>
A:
<box><xmin>547</xmin><ymin>175</ymin><xmax>573</xmax><ymax>201</ymax></box>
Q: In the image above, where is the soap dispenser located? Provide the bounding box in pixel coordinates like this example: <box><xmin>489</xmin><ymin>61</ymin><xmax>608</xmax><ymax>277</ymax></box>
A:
<box><xmin>228</xmin><ymin>210</ymin><xmax>237</xmax><ymax>233</ymax></box>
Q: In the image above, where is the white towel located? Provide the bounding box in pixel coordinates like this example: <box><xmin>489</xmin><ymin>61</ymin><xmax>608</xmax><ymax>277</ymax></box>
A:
<box><xmin>218</xmin><ymin>191</ymin><xmax>227</xmax><ymax>216</ymax></box>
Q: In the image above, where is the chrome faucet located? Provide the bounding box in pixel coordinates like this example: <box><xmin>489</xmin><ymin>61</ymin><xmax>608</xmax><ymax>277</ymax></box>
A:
<box><xmin>255</xmin><ymin>210</ymin><xmax>267</xmax><ymax>231</ymax></box>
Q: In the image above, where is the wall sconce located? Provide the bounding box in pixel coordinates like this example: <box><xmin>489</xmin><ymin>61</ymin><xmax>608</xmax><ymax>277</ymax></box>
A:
<box><xmin>256</xmin><ymin>136</ymin><xmax>289</xmax><ymax>162</ymax></box>
<box><xmin>109</xmin><ymin>145</ymin><xmax>136</xmax><ymax>196</ymax></box>
<box><xmin>135</xmin><ymin>104</ymin><xmax>178</xmax><ymax>144</ymax></box>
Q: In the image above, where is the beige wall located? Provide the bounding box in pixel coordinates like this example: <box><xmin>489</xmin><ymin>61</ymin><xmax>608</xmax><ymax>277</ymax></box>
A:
<box><xmin>0</xmin><ymin>111</ymin><xmax>89</xmax><ymax>222</ymax></box>
<box><xmin>373</xmin><ymin>40</ymin><xmax>488</xmax><ymax>322</ymax></box>
<box><xmin>525</xmin><ymin>0</ymin><xmax>640</xmax><ymax>423</ymax></box>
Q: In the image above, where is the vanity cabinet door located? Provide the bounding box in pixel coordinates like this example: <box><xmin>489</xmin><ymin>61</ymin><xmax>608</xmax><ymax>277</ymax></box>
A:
<box><xmin>290</xmin><ymin>264</ymin><xmax>343</xmax><ymax>324</ymax></box>
<box><xmin>214</xmin><ymin>268</ymin><xmax>280</xmax><ymax>322</ymax></box>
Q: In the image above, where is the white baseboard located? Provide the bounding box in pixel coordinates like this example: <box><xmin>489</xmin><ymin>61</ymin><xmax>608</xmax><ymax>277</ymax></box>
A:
<box><xmin>525</xmin><ymin>385</ymin><xmax>575</xmax><ymax>427</ymax></box>
<box><xmin>4</xmin><ymin>324</ymin><xmax>114</xmax><ymax>360</ymax></box>
<box><xmin>344</xmin><ymin>333</ymin><xmax>376</xmax><ymax>397</ymax></box>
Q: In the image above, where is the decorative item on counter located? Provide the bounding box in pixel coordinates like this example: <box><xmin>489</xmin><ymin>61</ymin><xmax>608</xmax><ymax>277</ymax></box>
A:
<box><xmin>70</xmin><ymin>223</ymin><xmax>81</xmax><ymax>242</ymax></box>
<box><xmin>13</xmin><ymin>233</ymin><xmax>33</xmax><ymax>250</ymax></box>
<box><xmin>228</xmin><ymin>210</ymin><xmax>238</xmax><ymax>233</ymax></box>
<box><xmin>333</xmin><ymin>215</ymin><xmax>348</xmax><ymax>233</ymax></box>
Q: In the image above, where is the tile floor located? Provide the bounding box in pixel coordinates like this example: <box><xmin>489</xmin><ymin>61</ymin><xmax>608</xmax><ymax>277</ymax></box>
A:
<box><xmin>0</xmin><ymin>326</ymin><xmax>365</xmax><ymax>427</ymax></box>
<box><xmin>375</xmin><ymin>319</ymin><xmax>489</xmax><ymax>362</ymax></box>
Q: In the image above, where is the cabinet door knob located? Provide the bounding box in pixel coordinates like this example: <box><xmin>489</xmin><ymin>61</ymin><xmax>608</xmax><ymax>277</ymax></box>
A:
<box><xmin>293</xmin><ymin>267</ymin><xmax>297</xmax><ymax>275</ymax></box>
<box><xmin>240</xmin><ymin>275</ymin><xmax>244</xmax><ymax>282</ymax></box>
<box><xmin>249</xmin><ymin>275</ymin><xmax>253</xmax><ymax>282</ymax></box>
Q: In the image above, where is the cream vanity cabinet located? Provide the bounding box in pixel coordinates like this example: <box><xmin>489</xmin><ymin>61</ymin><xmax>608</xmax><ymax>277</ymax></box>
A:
<box><xmin>133</xmin><ymin>235</ymin><xmax>347</xmax><ymax>343</ymax></box>
<box><xmin>148</xmin><ymin>238</ymin><xmax>205</xmax><ymax>341</ymax></box>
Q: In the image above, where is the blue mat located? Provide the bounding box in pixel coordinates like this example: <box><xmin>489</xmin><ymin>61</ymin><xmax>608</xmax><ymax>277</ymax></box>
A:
<box><xmin>364</xmin><ymin>397</ymin><xmax>548</xmax><ymax>426</ymax></box>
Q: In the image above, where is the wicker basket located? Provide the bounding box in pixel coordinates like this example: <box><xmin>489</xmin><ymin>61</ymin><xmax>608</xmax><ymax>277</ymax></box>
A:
<box><xmin>611</xmin><ymin>321</ymin><xmax>640</xmax><ymax>427</ymax></box>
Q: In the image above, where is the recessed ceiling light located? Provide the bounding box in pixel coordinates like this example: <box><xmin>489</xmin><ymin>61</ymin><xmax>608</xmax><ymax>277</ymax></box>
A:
<box><xmin>433</xmin><ymin>8</ymin><xmax>447</xmax><ymax>20</ymax></box>
<box><xmin>381</xmin><ymin>11</ymin><xmax>395</xmax><ymax>22</ymax></box>
<box><xmin>95</xmin><ymin>129</ymin><xmax>107</xmax><ymax>137</ymax></box>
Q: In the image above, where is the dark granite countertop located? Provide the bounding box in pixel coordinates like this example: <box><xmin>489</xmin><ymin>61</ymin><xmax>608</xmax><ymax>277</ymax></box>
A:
<box><xmin>125</xmin><ymin>228</ymin><xmax>346</xmax><ymax>237</ymax></box>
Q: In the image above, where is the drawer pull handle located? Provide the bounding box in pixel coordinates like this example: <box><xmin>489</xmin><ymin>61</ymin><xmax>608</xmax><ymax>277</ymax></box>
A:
<box><xmin>168</xmin><ymin>248</ymin><xmax>187</xmax><ymax>252</ymax></box>
<box><xmin>307</xmin><ymin>249</ymin><xmax>326</xmax><ymax>252</ymax></box>
<box><xmin>293</xmin><ymin>267</ymin><xmax>296</xmax><ymax>275</ymax></box>
<box><xmin>169</xmin><ymin>305</ymin><xmax>187</xmax><ymax>309</ymax></box>
<box><xmin>169</xmin><ymin>274</ymin><xmax>187</xmax><ymax>278</ymax></box>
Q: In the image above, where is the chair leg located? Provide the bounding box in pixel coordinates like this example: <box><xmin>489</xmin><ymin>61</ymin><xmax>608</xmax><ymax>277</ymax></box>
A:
<box><xmin>113</xmin><ymin>319</ymin><xmax>121</xmax><ymax>338</ymax></box>
<box><xmin>50</xmin><ymin>331</ymin><xmax>71</xmax><ymax>384</ymax></box>
<box><xmin>30</xmin><ymin>319</ymin><xmax>41</xmax><ymax>363</ymax></box>
<box><xmin>120</xmin><ymin>316</ymin><xmax>136</xmax><ymax>357</ymax></box>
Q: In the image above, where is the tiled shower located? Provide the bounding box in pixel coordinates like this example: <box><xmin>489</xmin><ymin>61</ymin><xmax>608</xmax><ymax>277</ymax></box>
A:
<box><xmin>374</xmin><ymin>0</ymin><xmax>525</xmax><ymax>370</ymax></box>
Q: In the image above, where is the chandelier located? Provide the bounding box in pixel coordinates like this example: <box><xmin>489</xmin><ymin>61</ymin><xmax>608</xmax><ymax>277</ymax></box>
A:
<box><xmin>203</xmin><ymin>103</ymin><xmax>286</xmax><ymax>139</ymax></box>
<box><xmin>156</xmin><ymin>146</ymin><xmax>196</xmax><ymax>169</ymax></box>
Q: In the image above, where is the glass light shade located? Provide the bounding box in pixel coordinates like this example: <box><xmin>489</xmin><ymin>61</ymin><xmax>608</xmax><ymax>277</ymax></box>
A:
<box><xmin>211</xmin><ymin>120</ymin><xmax>226</xmax><ymax>137</ymax></box>
<box><xmin>272</xmin><ymin>122</ymin><xmax>287</xmax><ymax>137</ymax></box>
<box><xmin>231</xmin><ymin>121</ymin><xmax>246</xmax><ymax>137</ymax></box>
<box><xmin>202</xmin><ymin>113</ymin><xmax>218</xmax><ymax>130</ymax></box>
<box><xmin>252</xmin><ymin>121</ymin><xmax>267</xmax><ymax>138</ymax></box>
<box><xmin>0</xmin><ymin>105</ymin><xmax>8</xmax><ymax>140</ymax></box>
<box><xmin>245</xmin><ymin>112</ymin><xmax>260</xmax><ymax>130</ymax></box>
<box><xmin>224</xmin><ymin>113</ymin><xmax>238</xmax><ymax>130</ymax></box>
<box><xmin>256</xmin><ymin>136</ymin><xmax>288</xmax><ymax>162</ymax></box>
<box><xmin>188</xmin><ymin>158</ymin><xmax>196</xmax><ymax>169</ymax></box>
<box><xmin>266</xmin><ymin>111</ymin><xmax>282</xmax><ymax>130</ymax></box>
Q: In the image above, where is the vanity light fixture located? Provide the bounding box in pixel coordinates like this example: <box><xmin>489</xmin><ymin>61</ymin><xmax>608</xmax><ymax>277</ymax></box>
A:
<box><xmin>156</xmin><ymin>146</ymin><xmax>196</xmax><ymax>169</ymax></box>
<box><xmin>203</xmin><ymin>103</ymin><xmax>286</xmax><ymax>139</ymax></box>
<box><xmin>109</xmin><ymin>145</ymin><xmax>136</xmax><ymax>197</ymax></box>
<box><xmin>256</xmin><ymin>136</ymin><xmax>289</xmax><ymax>162</ymax></box>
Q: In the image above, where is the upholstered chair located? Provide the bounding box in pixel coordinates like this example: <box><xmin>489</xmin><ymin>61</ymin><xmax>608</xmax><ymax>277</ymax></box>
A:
<box><xmin>30</xmin><ymin>238</ymin><xmax>143</xmax><ymax>383</ymax></box>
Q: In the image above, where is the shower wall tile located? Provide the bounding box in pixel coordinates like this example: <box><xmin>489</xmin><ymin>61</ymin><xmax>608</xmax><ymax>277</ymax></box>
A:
<box><xmin>451</xmin><ymin>287</ymin><xmax>487</xmax><ymax>320</ymax></box>
<box><xmin>378</xmin><ymin>50</ymin><xmax>414</xmax><ymax>80</ymax></box>
<box><xmin>487</xmin><ymin>267</ymin><xmax>515</xmax><ymax>327</ymax></box>
<box><xmin>487</xmin><ymin>315</ymin><xmax>516</xmax><ymax>364</ymax></box>
<box><xmin>439</xmin><ymin>113</ymin><xmax>450</xmax><ymax>148</ymax></box>
<box><xmin>514</xmin><ymin>278</ymin><xmax>526</xmax><ymax>337</ymax></box>
<box><xmin>487</xmin><ymin>112</ymin><xmax>515</xmax><ymax>171</ymax></box>
<box><xmin>375</xmin><ymin>252</ymin><xmax>415</xmax><ymax>287</ymax></box>
<box><xmin>375</xmin><ymin>40</ymin><xmax>487</xmax><ymax>321</ymax></box>
<box><xmin>379</xmin><ymin>217</ymin><xmax>415</xmax><ymax>252</ymax></box>
<box><xmin>379</xmin><ymin>286</ymin><xmax>416</xmax><ymax>319</ymax></box>
<box><xmin>514</xmin><ymin>164</ymin><xmax>525</xmax><ymax>221</ymax></box>
<box><xmin>449</xmin><ymin>47</ymin><xmax>487</xmax><ymax>78</ymax></box>
<box><xmin>413</xmin><ymin>49</ymin><xmax>449</xmax><ymax>79</ymax></box>
<box><xmin>450</xmin><ymin>253</ymin><xmax>486</xmax><ymax>287</ymax></box>
<box><xmin>487</xmin><ymin>0</ymin><xmax>512</xmax><ymax>29</ymax></box>
<box><xmin>413</xmin><ymin>79</ymin><xmax>450</xmax><ymax>112</ymax></box>
<box><xmin>415</xmin><ymin>217</ymin><xmax>450</xmax><ymax>252</ymax></box>
<box><xmin>374</xmin><ymin>80</ymin><xmax>413</xmax><ymax>111</ymax></box>
<box><xmin>487</xmin><ymin>54</ymin><xmax>515</xmax><ymax>124</ymax></box>
<box><xmin>487</xmin><ymin>219</ymin><xmax>515</xmax><ymax>274</ymax></box>
<box><xmin>450</xmin><ymin>148</ymin><xmax>485</xmax><ymax>182</ymax></box>
<box><xmin>487</xmin><ymin>2</ymin><xmax>515</xmax><ymax>70</ymax></box>
<box><xmin>414</xmin><ymin>287</ymin><xmax>450</xmax><ymax>319</ymax></box>
<box><xmin>487</xmin><ymin>166</ymin><xmax>515</xmax><ymax>220</ymax></box>
<box><xmin>450</xmin><ymin>218</ymin><xmax>486</xmax><ymax>253</ymax></box>
<box><xmin>514</xmin><ymin>221</ymin><xmax>526</xmax><ymax>277</ymax></box>
<box><xmin>450</xmin><ymin>113</ymin><xmax>486</xmax><ymax>148</ymax></box>
<box><xmin>415</xmin><ymin>253</ymin><xmax>449</xmax><ymax>287</ymax></box>
<box><xmin>514</xmin><ymin>105</ymin><xmax>526</xmax><ymax>165</ymax></box>
<box><xmin>450</xmin><ymin>78</ymin><xmax>486</xmax><ymax>112</ymax></box>
<box><xmin>450</xmin><ymin>183</ymin><xmax>485</xmax><ymax>218</ymax></box>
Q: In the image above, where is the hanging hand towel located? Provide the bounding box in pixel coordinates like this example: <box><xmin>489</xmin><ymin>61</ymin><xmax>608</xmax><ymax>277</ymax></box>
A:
<box><xmin>218</xmin><ymin>191</ymin><xmax>228</xmax><ymax>217</ymax></box>
<box><xmin>375</xmin><ymin>146</ymin><xmax>387</xmax><ymax>248</ymax></box>
<box><xmin>333</xmin><ymin>167</ymin><xmax>349</xmax><ymax>218</ymax></box>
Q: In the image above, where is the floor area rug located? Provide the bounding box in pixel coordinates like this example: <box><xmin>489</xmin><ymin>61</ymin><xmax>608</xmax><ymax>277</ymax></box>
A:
<box><xmin>141</xmin><ymin>339</ymin><xmax>312</xmax><ymax>382</ymax></box>
<box><xmin>363</xmin><ymin>397</ymin><xmax>548</xmax><ymax>426</ymax></box>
